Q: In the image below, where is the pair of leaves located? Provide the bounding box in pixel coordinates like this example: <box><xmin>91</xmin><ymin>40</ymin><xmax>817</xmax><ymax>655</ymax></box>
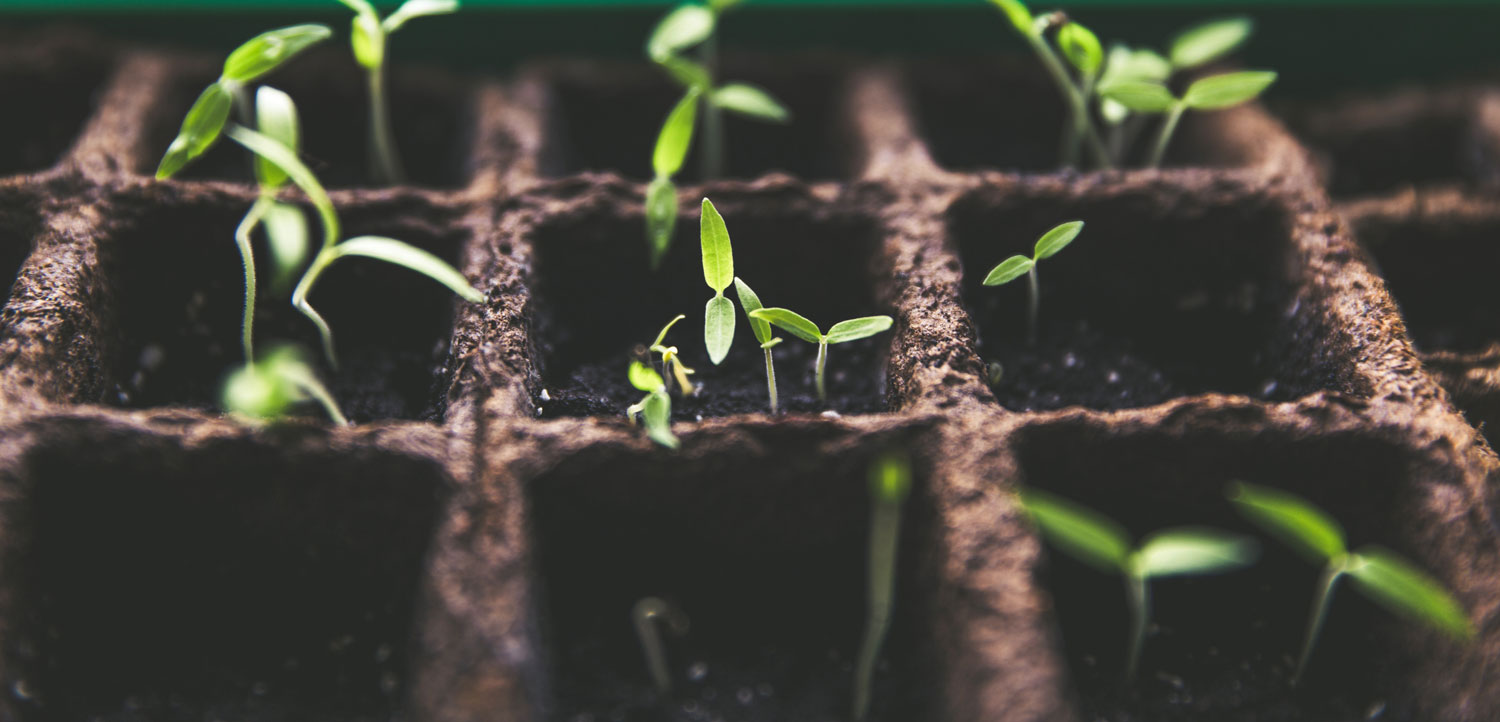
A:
<box><xmin>747</xmin><ymin>308</ymin><xmax>893</xmax><ymax>346</ymax></box>
<box><xmin>341</xmin><ymin>0</ymin><xmax>458</xmax><ymax>68</ymax></box>
<box><xmin>222</xmin><ymin>345</ymin><xmax>348</xmax><ymax>425</ymax></box>
<box><xmin>701</xmin><ymin>198</ymin><xmax>736</xmax><ymax>364</ymax></box>
<box><xmin>1100</xmin><ymin>70</ymin><xmax>1277</xmax><ymax>114</ymax></box>
<box><xmin>982</xmin><ymin>220</ymin><xmax>1083</xmax><ymax>287</ymax></box>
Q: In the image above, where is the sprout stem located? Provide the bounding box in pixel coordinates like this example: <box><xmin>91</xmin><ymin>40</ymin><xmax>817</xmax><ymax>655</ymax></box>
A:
<box><xmin>1026</xmin><ymin>266</ymin><xmax>1040</xmax><ymax>347</ymax></box>
<box><xmin>1148</xmin><ymin>102</ymin><xmax>1187</xmax><ymax>170</ymax></box>
<box><xmin>233</xmin><ymin>196</ymin><xmax>272</xmax><ymax>363</ymax></box>
<box><xmin>633</xmin><ymin>597</ymin><xmax>689</xmax><ymax>694</ymax></box>
<box><xmin>815</xmin><ymin>340</ymin><xmax>829</xmax><ymax>403</ymax></box>
<box><xmin>1026</xmin><ymin>33</ymin><xmax>1112</xmax><ymax>170</ymax></box>
<box><xmin>292</xmin><ymin>248</ymin><xmax>340</xmax><ymax>369</ymax></box>
<box><xmin>699</xmin><ymin>31</ymin><xmax>725</xmax><ymax>180</ymax></box>
<box><xmin>1293</xmin><ymin>558</ymin><xmax>1346</xmax><ymax>687</ymax></box>
<box><xmin>853</xmin><ymin>477</ymin><xmax>905</xmax><ymax>720</ymax></box>
<box><xmin>1124</xmin><ymin>571</ymin><xmax>1148</xmax><ymax>682</ymax></box>
<box><xmin>764</xmin><ymin>347</ymin><xmax>778</xmax><ymax>414</ymax></box>
<box><xmin>1060</xmin><ymin>73</ymin><xmax>1097</xmax><ymax>168</ymax></box>
<box><xmin>366</xmin><ymin>61</ymin><xmax>404</xmax><ymax>184</ymax></box>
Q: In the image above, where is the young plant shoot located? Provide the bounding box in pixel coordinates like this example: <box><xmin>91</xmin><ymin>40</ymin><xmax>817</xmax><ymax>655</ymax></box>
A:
<box><xmin>983</xmin><ymin>221</ymin><xmax>1083</xmax><ymax>346</ymax></box>
<box><xmin>632</xmin><ymin>596</ymin><xmax>690</xmax><ymax>694</ymax></box>
<box><xmin>644</xmin><ymin>1</ymin><xmax>789</xmax><ymax>266</ymax></box>
<box><xmin>748</xmin><ymin>308</ymin><xmax>892</xmax><ymax>403</ymax></box>
<box><xmin>733</xmin><ymin>277</ymin><xmax>781</xmax><ymax>413</ymax></box>
<box><xmin>700</xmin><ymin>198</ymin><xmax>736</xmax><ymax>366</ymax></box>
<box><xmin>1100</xmin><ymin>70</ymin><xmax>1277</xmax><ymax>168</ymax></box>
<box><xmin>1018</xmin><ymin>489</ymin><xmax>1259</xmax><ymax>681</ymax></box>
<box><xmin>222</xmin><ymin>344</ymin><xmax>348</xmax><ymax>425</ymax></box>
<box><xmin>649</xmin><ymin>314</ymin><xmax>697</xmax><ymax>397</ymax></box>
<box><xmin>1227</xmin><ymin>482</ymin><xmax>1473</xmax><ymax>686</ymax></box>
<box><xmin>627</xmin><ymin>360</ymin><xmax>678</xmax><ymax>449</ymax></box>
<box><xmin>336</xmin><ymin>0</ymin><xmax>460</xmax><ymax>184</ymax></box>
<box><xmin>853</xmin><ymin>450</ymin><xmax>912</xmax><ymax>721</ymax></box>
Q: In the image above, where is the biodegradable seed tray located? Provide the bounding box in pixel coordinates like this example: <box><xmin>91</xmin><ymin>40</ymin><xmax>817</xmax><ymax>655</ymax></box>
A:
<box><xmin>0</xmin><ymin>29</ymin><xmax>1497</xmax><ymax>722</ymax></box>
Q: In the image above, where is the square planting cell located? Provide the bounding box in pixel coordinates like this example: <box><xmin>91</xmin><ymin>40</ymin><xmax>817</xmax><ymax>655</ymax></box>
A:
<box><xmin>2</xmin><ymin>422</ymin><xmax>447</xmax><ymax>721</ymax></box>
<box><xmin>0</xmin><ymin>191</ymin><xmax>38</xmax><ymax>307</ymax></box>
<box><xmin>525</xmin><ymin>423</ymin><xmax>940</xmax><ymax>722</ymax></box>
<box><xmin>102</xmin><ymin>193</ymin><xmax>472</xmax><ymax>422</ymax></box>
<box><xmin>0</xmin><ymin>38</ymin><xmax>111</xmax><ymax>176</ymax></box>
<box><xmin>1014</xmin><ymin>419</ymin><xmax>1469</xmax><ymax>722</ymax></box>
<box><xmin>530</xmin><ymin>195</ymin><xmax>890</xmax><ymax>418</ymax></box>
<box><xmin>950</xmin><ymin>182</ymin><xmax>1344</xmax><ymax>411</ymax></box>
<box><xmin>141</xmin><ymin>51</ymin><xmax>474</xmax><ymax>189</ymax></box>
<box><xmin>536</xmin><ymin>60</ymin><xmax>856</xmax><ymax>182</ymax></box>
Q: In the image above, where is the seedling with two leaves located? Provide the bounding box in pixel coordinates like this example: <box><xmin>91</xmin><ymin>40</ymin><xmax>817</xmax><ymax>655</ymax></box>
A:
<box><xmin>644</xmin><ymin>1</ymin><xmax>789</xmax><ymax>267</ymax></box>
<box><xmin>748</xmin><ymin>308</ymin><xmax>892</xmax><ymax>404</ymax></box>
<box><xmin>699</xmin><ymin>198</ymin><xmax>783</xmax><ymax>412</ymax></box>
<box><xmin>983</xmin><ymin>220</ymin><xmax>1082</xmax><ymax>347</ymax></box>
<box><xmin>1228</xmin><ymin>482</ymin><xmax>1473</xmax><ymax>686</ymax></box>
<box><xmin>1099</xmin><ymin>69</ymin><xmax>1277</xmax><ymax>169</ymax></box>
<box><xmin>627</xmin><ymin>360</ymin><xmax>679</xmax><ymax>449</ymax></box>
<box><xmin>853</xmin><ymin>450</ymin><xmax>912</xmax><ymax>721</ymax></box>
<box><xmin>647</xmin><ymin>314</ymin><xmax>697</xmax><ymax>398</ymax></box>
<box><xmin>1018</xmin><ymin>489</ymin><xmax>1259</xmax><ymax>681</ymax></box>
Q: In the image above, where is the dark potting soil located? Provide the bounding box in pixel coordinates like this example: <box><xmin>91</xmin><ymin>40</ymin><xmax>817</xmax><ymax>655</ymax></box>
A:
<box><xmin>1357</xmin><ymin>216</ymin><xmax>1500</xmax><ymax>355</ymax></box>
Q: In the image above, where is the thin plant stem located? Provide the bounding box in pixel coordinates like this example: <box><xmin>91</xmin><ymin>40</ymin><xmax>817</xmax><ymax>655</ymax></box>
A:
<box><xmin>853</xmin><ymin>488</ymin><xmax>904</xmax><ymax>720</ymax></box>
<box><xmin>292</xmin><ymin>248</ymin><xmax>341</xmax><ymax>369</ymax></box>
<box><xmin>233</xmin><ymin>196</ymin><xmax>273</xmax><ymax>363</ymax></box>
<box><xmin>1148</xmin><ymin>103</ymin><xmax>1187</xmax><ymax>170</ymax></box>
<box><xmin>1060</xmin><ymin>73</ymin><xmax>1097</xmax><ymax>168</ymax></box>
<box><xmin>815</xmin><ymin>340</ymin><xmax>828</xmax><ymax>403</ymax></box>
<box><xmin>1105</xmin><ymin>121</ymin><xmax>1125</xmax><ymax>166</ymax></box>
<box><xmin>366</xmin><ymin>60</ymin><xmax>405</xmax><ymax>184</ymax></box>
<box><xmin>286</xmin><ymin>367</ymin><xmax>350</xmax><ymax>426</ymax></box>
<box><xmin>1026</xmin><ymin>33</ymin><xmax>1112</xmax><ymax>170</ymax></box>
<box><xmin>698</xmin><ymin>31</ymin><xmax>725</xmax><ymax>180</ymax></box>
<box><xmin>1124</xmin><ymin>572</ymin><xmax>1148</xmax><ymax>682</ymax></box>
<box><xmin>764</xmin><ymin>347</ymin><xmax>778</xmax><ymax>414</ymax></box>
<box><xmin>633</xmin><ymin>597</ymin><xmax>689</xmax><ymax>694</ymax></box>
<box><xmin>1293</xmin><ymin>559</ymin><xmax>1346</xmax><ymax>687</ymax></box>
<box><xmin>1026</xmin><ymin>266</ymin><xmax>1040</xmax><ymax>347</ymax></box>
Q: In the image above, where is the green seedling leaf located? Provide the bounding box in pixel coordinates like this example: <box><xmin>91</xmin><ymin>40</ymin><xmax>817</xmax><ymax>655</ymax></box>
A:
<box><xmin>1170</xmin><ymin>16</ymin><xmax>1253</xmax><ymax>70</ymax></box>
<box><xmin>1058</xmin><ymin>22</ymin><xmax>1102</xmax><ymax>77</ymax></box>
<box><xmin>263</xmin><ymin>201</ymin><xmax>309</xmax><ymax>288</ymax></box>
<box><xmin>1348</xmin><ymin>547</ymin><xmax>1473</xmax><ymax>640</ymax></box>
<box><xmin>351</xmin><ymin>13</ymin><xmax>385</xmax><ymax>69</ymax></box>
<box><xmin>659</xmin><ymin>56</ymin><xmax>711</xmax><ymax>90</ymax></box>
<box><xmin>335</xmin><ymin>236</ymin><xmax>483</xmax><ymax>303</ymax></box>
<box><xmin>826</xmin><ymin>316</ymin><xmax>894</xmax><ymax>345</ymax></box>
<box><xmin>652</xmin><ymin>314</ymin><xmax>686</xmax><ymax>349</ymax></box>
<box><xmin>1099</xmin><ymin>80</ymin><xmax>1177</xmax><ymax>113</ymax></box>
<box><xmin>1018</xmin><ymin>489</ymin><xmax>1130</xmax><ymax>573</ymax></box>
<box><xmin>982</xmin><ymin>255</ymin><xmax>1034</xmax><ymax>287</ymax></box>
<box><xmin>989</xmin><ymin>0</ymin><xmax>1033</xmax><ymax>34</ymax></box>
<box><xmin>1135</xmin><ymin>528</ymin><xmax>1259</xmax><ymax>578</ymax></box>
<box><xmin>733</xmin><ymin>277</ymin><xmax>772</xmax><ymax>344</ymax></box>
<box><xmin>646</xmin><ymin>177</ymin><xmax>678</xmax><ymax>268</ymax></box>
<box><xmin>221</xmin><ymin>24</ymin><xmax>332</xmax><ymax>83</ymax></box>
<box><xmin>711</xmin><ymin>83</ymin><xmax>791</xmax><ymax>123</ymax></box>
<box><xmin>648</xmin><ymin>4</ymin><xmax>715</xmax><ymax>61</ymax></box>
<box><xmin>761</xmin><ymin>338</ymin><xmax>782</xmax><ymax>349</ymax></box>
<box><xmin>704</xmin><ymin>295</ymin><xmax>735</xmax><ymax>365</ymax></box>
<box><xmin>629</xmin><ymin>361</ymin><xmax>666</xmax><ymax>393</ymax></box>
<box><xmin>1182</xmin><ymin>70</ymin><xmax>1277</xmax><ymax>110</ymax></box>
<box><xmin>642</xmin><ymin>390</ymin><xmax>677</xmax><ymax>448</ymax></box>
<box><xmin>749</xmin><ymin>308</ymin><xmax>822</xmax><ymax>344</ymax></box>
<box><xmin>335</xmin><ymin>0</ymin><xmax>377</xmax><ymax>15</ymax></box>
<box><xmin>1100</xmin><ymin>44</ymin><xmax>1171</xmax><ymax>87</ymax></box>
<box><xmin>156</xmin><ymin>82</ymin><xmax>233</xmax><ymax>179</ymax></box>
<box><xmin>227</xmin><ymin>125</ymin><xmax>338</xmax><ymax>242</ymax></box>
<box><xmin>870</xmin><ymin>450</ymin><xmax>912</xmax><ymax>505</ymax></box>
<box><xmin>383</xmin><ymin>0</ymin><xmax>459</xmax><ymax>34</ymax></box>
<box><xmin>1033</xmin><ymin>220</ymin><xmax>1084</xmax><ymax>260</ymax></box>
<box><xmin>222</xmin><ymin>345</ymin><xmax>347</xmax><ymax>425</ymax></box>
<box><xmin>654</xmin><ymin>90</ymin><xmax>700</xmax><ymax>178</ymax></box>
<box><xmin>699</xmin><ymin>198</ymin><xmax>733</xmax><ymax>292</ymax></box>
<box><xmin>254</xmin><ymin>86</ymin><xmax>300</xmax><ymax>189</ymax></box>
<box><xmin>1227</xmin><ymin>481</ymin><xmax>1346</xmax><ymax>563</ymax></box>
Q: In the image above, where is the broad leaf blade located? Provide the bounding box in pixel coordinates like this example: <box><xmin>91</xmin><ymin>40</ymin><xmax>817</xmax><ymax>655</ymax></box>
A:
<box><xmin>1135</xmin><ymin>527</ymin><xmax>1259</xmax><ymax>578</ymax></box>
<box><xmin>1033</xmin><ymin>220</ymin><xmax>1084</xmax><ymax>260</ymax></box>
<box><xmin>1098</xmin><ymin>80</ymin><xmax>1178</xmax><ymax>113</ymax></box>
<box><xmin>749</xmin><ymin>308</ymin><xmax>822</xmax><ymax>344</ymax></box>
<box><xmin>1348</xmin><ymin>547</ymin><xmax>1473</xmax><ymax>640</ymax></box>
<box><xmin>157</xmin><ymin>82</ymin><xmax>233</xmax><ymax>179</ymax></box>
<box><xmin>988</xmin><ymin>0</ymin><xmax>1033</xmax><ymax>34</ymax></box>
<box><xmin>262</xmin><ymin>201</ymin><xmax>309</xmax><ymax>288</ymax></box>
<box><xmin>1058</xmin><ymin>22</ymin><xmax>1102</xmax><ymax>77</ymax></box>
<box><xmin>1170</xmin><ymin>16</ymin><xmax>1253</xmax><ymax>70</ymax></box>
<box><xmin>335</xmin><ymin>236</ymin><xmax>484</xmax><ymax>303</ymax></box>
<box><xmin>383</xmin><ymin>0</ymin><xmax>460</xmax><ymax>34</ymax></box>
<box><xmin>1017</xmin><ymin>489</ymin><xmax>1131</xmax><ymax>574</ymax></box>
<box><xmin>711</xmin><ymin>83</ymin><xmax>790</xmax><ymax>123</ymax></box>
<box><xmin>653</xmin><ymin>90</ymin><xmax>699</xmax><ymax>178</ymax></box>
<box><xmin>982</xmin><ymin>255</ymin><xmax>1034</xmax><ymax>286</ymax></box>
<box><xmin>704</xmin><ymin>295</ymin><xmax>736</xmax><ymax>365</ymax></box>
<box><xmin>222</xmin><ymin>24</ymin><xmax>332</xmax><ymax>83</ymax></box>
<box><xmin>647</xmin><ymin>4</ymin><xmax>715</xmax><ymax>61</ymax></box>
<box><xmin>733</xmin><ymin>277</ymin><xmax>772</xmax><ymax>344</ymax></box>
<box><xmin>1182</xmin><ymin>71</ymin><xmax>1277</xmax><ymax>110</ymax></box>
<box><xmin>699</xmin><ymin>198</ymin><xmax>733</xmax><ymax>292</ymax></box>
<box><xmin>254</xmin><ymin>86</ymin><xmax>300</xmax><ymax>189</ymax></box>
<box><xmin>1227</xmin><ymin>481</ymin><xmax>1346</xmax><ymax>562</ymax></box>
<box><xmin>646</xmin><ymin>177</ymin><xmax>678</xmax><ymax>269</ymax></box>
<box><xmin>629</xmin><ymin>361</ymin><xmax>665</xmax><ymax>392</ymax></box>
<box><xmin>642</xmin><ymin>391</ymin><xmax>678</xmax><ymax>448</ymax></box>
<box><xmin>826</xmin><ymin>316</ymin><xmax>894</xmax><ymax>345</ymax></box>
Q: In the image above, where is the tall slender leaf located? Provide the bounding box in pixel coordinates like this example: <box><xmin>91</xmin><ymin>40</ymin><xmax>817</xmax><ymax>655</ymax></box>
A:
<box><xmin>749</xmin><ymin>308</ymin><xmax>822</xmax><ymax>344</ymax></box>
<box><xmin>653</xmin><ymin>90</ymin><xmax>699</xmax><ymax>178</ymax></box>
<box><xmin>1182</xmin><ymin>71</ymin><xmax>1277</xmax><ymax>110</ymax></box>
<box><xmin>1033</xmin><ymin>221</ymin><xmax>1084</xmax><ymax>260</ymax></box>
<box><xmin>1135</xmin><ymin>528</ymin><xmax>1259</xmax><ymax>578</ymax></box>
<box><xmin>221</xmin><ymin>24</ymin><xmax>332</xmax><ymax>83</ymax></box>
<box><xmin>1228</xmin><ymin>481</ymin><xmax>1346</xmax><ymax>562</ymax></box>
<box><xmin>1018</xmin><ymin>490</ymin><xmax>1131</xmax><ymax>573</ymax></box>
<box><xmin>157</xmin><ymin>82</ymin><xmax>233</xmax><ymax>179</ymax></box>
<box><xmin>704</xmin><ymin>295</ymin><xmax>736</xmax><ymax>365</ymax></box>
<box><xmin>982</xmin><ymin>255</ymin><xmax>1034</xmax><ymax>287</ymax></box>
<box><xmin>826</xmin><ymin>316</ymin><xmax>894</xmax><ymax>345</ymax></box>
<box><xmin>1348</xmin><ymin>548</ymin><xmax>1473</xmax><ymax>640</ymax></box>
<box><xmin>699</xmin><ymin>198</ymin><xmax>733</xmax><ymax>292</ymax></box>
<box><xmin>335</xmin><ymin>236</ymin><xmax>483</xmax><ymax>302</ymax></box>
<box><xmin>1170</xmin><ymin>16</ymin><xmax>1253</xmax><ymax>69</ymax></box>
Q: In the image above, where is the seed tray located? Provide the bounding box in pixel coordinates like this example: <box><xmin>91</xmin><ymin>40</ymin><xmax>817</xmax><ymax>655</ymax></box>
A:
<box><xmin>0</xmin><ymin>28</ymin><xmax>1496</xmax><ymax>722</ymax></box>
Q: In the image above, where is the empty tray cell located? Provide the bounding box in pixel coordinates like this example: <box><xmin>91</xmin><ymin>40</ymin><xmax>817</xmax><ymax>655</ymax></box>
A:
<box><xmin>141</xmin><ymin>51</ymin><xmax>474</xmax><ymax>189</ymax></box>
<box><xmin>102</xmin><ymin>192</ymin><xmax>473</xmax><ymax>421</ymax></box>
<box><xmin>2</xmin><ymin>421</ymin><xmax>447</xmax><ymax>721</ymax></box>
<box><xmin>950</xmin><ymin>182</ymin><xmax>1341</xmax><ymax>411</ymax></box>
<box><xmin>530</xmin><ymin>193</ymin><xmax>890</xmax><ymax>418</ymax></box>
<box><xmin>0</xmin><ymin>37</ymin><xmax>111</xmax><ymax>176</ymax></box>
<box><xmin>536</xmin><ymin>59</ymin><xmax>855</xmax><ymax>182</ymax></box>
<box><xmin>1014</xmin><ymin>418</ymin><xmax>1473</xmax><ymax>721</ymax></box>
<box><xmin>0</xmin><ymin>191</ymin><xmax>38</xmax><ymax>307</ymax></box>
<box><xmin>526</xmin><ymin>422</ymin><xmax>940</xmax><ymax>721</ymax></box>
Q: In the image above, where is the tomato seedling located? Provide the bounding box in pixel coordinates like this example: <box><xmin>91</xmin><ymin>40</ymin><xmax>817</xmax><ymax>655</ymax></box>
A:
<box><xmin>853</xmin><ymin>450</ymin><xmax>913</xmax><ymax>721</ymax></box>
<box><xmin>1100</xmin><ymin>70</ymin><xmax>1276</xmax><ymax>169</ymax></box>
<box><xmin>648</xmin><ymin>314</ymin><xmax>697</xmax><ymax>398</ymax></box>
<box><xmin>733</xmin><ymin>277</ymin><xmax>782</xmax><ymax>413</ymax></box>
<box><xmin>222</xmin><ymin>344</ymin><xmax>348</xmax><ymax>425</ymax></box>
<box><xmin>748</xmin><ymin>308</ymin><xmax>892</xmax><ymax>403</ymax></box>
<box><xmin>632</xmin><ymin>596</ymin><xmax>690</xmax><ymax>694</ymax></box>
<box><xmin>982</xmin><ymin>220</ymin><xmax>1083</xmax><ymax>346</ymax></box>
<box><xmin>626</xmin><ymin>360</ymin><xmax>678</xmax><ymax>449</ymax></box>
<box><xmin>698</xmin><ymin>197</ymin><xmax>739</xmax><ymax>366</ymax></box>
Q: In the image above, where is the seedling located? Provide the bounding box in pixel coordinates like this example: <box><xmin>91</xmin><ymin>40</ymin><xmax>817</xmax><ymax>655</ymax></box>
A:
<box><xmin>644</xmin><ymin>1</ymin><xmax>789</xmax><ymax>266</ymax></box>
<box><xmin>1018</xmin><ymin>489</ymin><xmax>1259</xmax><ymax>681</ymax></box>
<box><xmin>988</xmin><ymin>0</ymin><xmax>1110</xmax><ymax>169</ymax></box>
<box><xmin>336</xmin><ymin>0</ymin><xmax>460</xmax><ymax>184</ymax></box>
<box><xmin>626</xmin><ymin>361</ymin><xmax>678</xmax><ymax>449</ymax></box>
<box><xmin>699</xmin><ymin>198</ymin><xmax>736</xmax><ymax>365</ymax></box>
<box><xmin>632</xmin><ymin>596</ymin><xmax>690</xmax><ymax>694</ymax></box>
<box><xmin>1227</xmin><ymin>482</ymin><xmax>1473</xmax><ymax>686</ymax></box>
<box><xmin>1100</xmin><ymin>70</ymin><xmax>1277</xmax><ymax>168</ymax></box>
<box><xmin>648</xmin><ymin>314</ymin><xmax>697</xmax><ymax>397</ymax></box>
<box><xmin>222</xmin><ymin>344</ymin><xmax>348</xmax><ymax>425</ymax></box>
<box><xmin>853</xmin><ymin>450</ymin><xmax>912</xmax><ymax>721</ymax></box>
<box><xmin>733</xmin><ymin>277</ymin><xmax>782</xmax><ymax>413</ymax></box>
<box><xmin>747</xmin><ymin>308</ymin><xmax>892</xmax><ymax>403</ymax></box>
<box><xmin>982</xmin><ymin>220</ymin><xmax>1083</xmax><ymax>346</ymax></box>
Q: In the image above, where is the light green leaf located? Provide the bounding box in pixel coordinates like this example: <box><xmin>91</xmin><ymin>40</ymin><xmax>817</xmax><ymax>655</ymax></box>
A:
<box><xmin>226</xmin><ymin>125</ymin><xmax>339</xmax><ymax>243</ymax></box>
<box><xmin>989</xmin><ymin>0</ymin><xmax>1033</xmax><ymax>34</ymax></box>
<box><xmin>254</xmin><ymin>86</ymin><xmax>300</xmax><ymax>189</ymax></box>
<box><xmin>1134</xmin><ymin>528</ymin><xmax>1259</xmax><ymax>578</ymax></box>
<box><xmin>642</xmin><ymin>391</ymin><xmax>678</xmax><ymax>449</ymax></box>
<box><xmin>262</xmin><ymin>201</ymin><xmax>309</xmax><ymax>288</ymax></box>
<box><xmin>156</xmin><ymin>82</ymin><xmax>233</xmax><ymax>179</ymax></box>
<box><xmin>704</xmin><ymin>295</ymin><xmax>736</xmax><ymax>365</ymax></box>
<box><xmin>1100</xmin><ymin>44</ymin><xmax>1171</xmax><ymax>87</ymax></box>
<box><xmin>1101</xmin><ymin>97</ymin><xmax>1129</xmax><ymax>125</ymax></box>
<box><xmin>335</xmin><ymin>236</ymin><xmax>484</xmax><ymax>303</ymax></box>
<box><xmin>826</xmin><ymin>316</ymin><xmax>894</xmax><ymax>345</ymax></box>
<box><xmin>1099</xmin><ymin>80</ymin><xmax>1178</xmax><ymax>113</ymax></box>
<box><xmin>1182</xmin><ymin>70</ymin><xmax>1277</xmax><ymax>110</ymax></box>
<box><xmin>1018</xmin><ymin>489</ymin><xmax>1131</xmax><ymax>574</ymax></box>
<box><xmin>982</xmin><ymin>255</ymin><xmax>1034</xmax><ymax>286</ymax></box>
<box><xmin>629</xmin><ymin>360</ymin><xmax>665</xmax><ymax>393</ymax></box>
<box><xmin>733</xmin><ymin>277</ymin><xmax>771</xmax><ymax>344</ymax></box>
<box><xmin>1347</xmin><ymin>547</ymin><xmax>1473</xmax><ymax>640</ymax></box>
<box><xmin>711</xmin><ymin>83</ymin><xmax>791</xmax><ymax>123</ymax></box>
<box><xmin>1058</xmin><ymin>22</ymin><xmax>1102</xmax><ymax>77</ymax></box>
<box><xmin>1170</xmin><ymin>16</ymin><xmax>1253</xmax><ymax>70</ymax></box>
<box><xmin>222</xmin><ymin>356</ymin><xmax>295</xmax><ymax>420</ymax></box>
<box><xmin>869</xmin><ymin>450</ymin><xmax>912</xmax><ymax>505</ymax></box>
<box><xmin>659</xmin><ymin>56</ymin><xmax>711</xmax><ymax>90</ymax></box>
<box><xmin>749</xmin><ymin>308</ymin><xmax>822</xmax><ymax>344</ymax></box>
<box><xmin>221</xmin><ymin>24</ymin><xmax>332</xmax><ymax>83</ymax></box>
<box><xmin>1033</xmin><ymin>220</ymin><xmax>1083</xmax><ymax>260</ymax></box>
<box><xmin>652</xmin><ymin>314</ymin><xmax>686</xmax><ymax>349</ymax></box>
<box><xmin>351</xmin><ymin>13</ymin><xmax>385</xmax><ymax>69</ymax></box>
<box><xmin>761</xmin><ymin>337</ymin><xmax>782</xmax><ymax>350</ymax></box>
<box><xmin>334</xmin><ymin>0</ymin><xmax>377</xmax><ymax>16</ymax></box>
<box><xmin>646</xmin><ymin>177</ymin><xmax>678</xmax><ymax>269</ymax></box>
<box><xmin>653</xmin><ymin>89</ymin><xmax>699</xmax><ymax>178</ymax></box>
<box><xmin>383</xmin><ymin>0</ymin><xmax>459</xmax><ymax>34</ymax></box>
<box><xmin>647</xmin><ymin>4</ymin><xmax>715</xmax><ymax>61</ymax></box>
<box><xmin>699</xmin><ymin>198</ymin><xmax>733</xmax><ymax>292</ymax></box>
<box><xmin>1227</xmin><ymin>481</ymin><xmax>1347</xmax><ymax>563</ymax></box>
